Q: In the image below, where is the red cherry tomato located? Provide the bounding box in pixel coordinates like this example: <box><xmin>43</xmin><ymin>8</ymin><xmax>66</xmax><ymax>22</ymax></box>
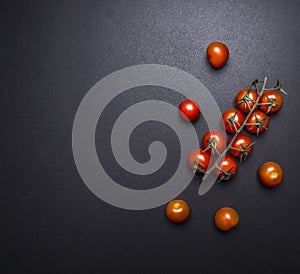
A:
<box><xmin>188</xmin><ymin>149</ymin><xmax>211</xmax><ymax>173</ymax></box>
<box><xmin>166</xmin><ymin>200</ymin><xmax>190</xmax><ymax>223</ymax></box>
<box><xmin>229</xmin><ymin>133</ymin><xmax>255</xmax><ymax>161</ymax></box>
<box><xmin>259</xmin><ymin>161</ymin><xmax>283</xmax><ymax>187</ymax></box>
<box><xmin>214</xmin><ymin>207</ymin><xmax>240</xmax><ymax>231</ymax></box>
<box><xmin>235</xmin><ymin>88</ymin><xmax>258</xmax><ymax>113</ymax></box>
<box><xmin>202</xmin><ymin>130</ymin><xmax>227</xmax><ymax>155</ymax></box>
<box><xmin>206</xmin><ymin>42</ymin><xmax>229</xmax><ymax>68</ymax></box>
<box><xmin>178</xmin><ymin>99</ymin><xmax>200</xmax><ymax>122</ymax></box>
<box><xmin>214</xmin><ymin>155</ymin><xmax>238</xmax><ymax>180</ymax></box>
<box><xmin>259</xmin><ymin>90</ymin><xmax>283</xmax><ymax>114</ymax></box>
<box><xmin>246</xmin><ymin>110</ymin><xmax>269</xmax><ymax>135</ymax></box>
<box><xmin>222</xmin><ymin>108</ymin><xmax>245</xmax><ymax>133</ymax></box>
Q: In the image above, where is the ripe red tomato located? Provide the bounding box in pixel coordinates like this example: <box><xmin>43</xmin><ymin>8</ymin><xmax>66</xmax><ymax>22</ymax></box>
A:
<box><xmin>229</xmin><ymin>133</ymin><xmax>254</xmax><ymax>161</ymax></box>
<box><xmin>178</xmin><ymin>99</ymin><xmax>200</xmax><ymax>122</ymax></box>
<box><xmin>259</xmin><ymin>90</ymin><xmax>283</xmax><ymax>114</ymax></box>
<box><xmin>206</xmin><ymin>42</ymin><xmax>229</xmax><ymax>68</ymax></box>
<box><xmin>259</xmin><ymin>161</ymin><xmax>283</xmax><ymax>187</ymax></box>
<box><xmin>246</xmin><ymin>110</ymin><xmax>269</xmax><ymax>135</ymax></box>
<box><xmin>214</xmin><ymin>207</ymin><xmax>240</xmax><ymax>231</ymax></box>
<box><xmin>202</xmin><ymin>130</ymin><xmax>227</xmax><ymax>155</ymax></box>
<box><xmin>166</xmin><ymin>200</ymin><xmax>190</xmax><ymax>223</ymax></box>
<box><xmin>214</xmin><ymin>155</ymin><xmax>238</xmax><ymax>180</ymax></box>
<box><xmin>188</xmin><ymin>149</ymin><xmax>211</xmax><ymax>173</ymax></box>
<box><xmin>235</xmin><ymin>88</ymin><xmax>258</xmax><ymax>113</ymax></box>
<box><xmin>222</xmin><ymin>108</ymin><xmax>245</xmax><ymax>133</ymax></box>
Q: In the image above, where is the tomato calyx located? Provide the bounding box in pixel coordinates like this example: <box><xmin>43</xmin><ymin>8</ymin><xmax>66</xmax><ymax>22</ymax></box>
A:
<box><xmin>225</xmin><ymin>110</ymin><xmax>241</xmax><ymax>132</ymax></box>
<box><xmin>236</xmin><ymin>80</ymin><xmax>260</xmax><ymax>112</ymax></box>
<box><xmin>214</xmin><ymin>155</ymin><xmax>237</xmax><ymax>182</ymax></box>
<box><xmin>230</xmin><ymin>141</ymin><xmax>255</xmax><ymax>162</ymax></box>
<box><xmin>216</xmin><ymin>166</ymin><xmax>236</xmax><ymax>182</ymax></box>
<box><xmin>246</xmin><ymin>115</ymin><xmax>269</xmax><ymax>136</ymax></box>
<box><xmin>203</xmin><ymin>137</ymin><xmax>220</xmax><ymax>155</ymax></box>
<box><xmin>236</xmin><ymin>90</ymin><xmax>256</xmax><ymax>111</ymax></box>
<box><xmin>258</xmin><ymin>95</ymin><xmax>278</xmax><ymax>113</ymax></box>
<box><xmin>193</xmin><ymin>160</ymin><xmax>206</xmax><ymax>174</ymax></box>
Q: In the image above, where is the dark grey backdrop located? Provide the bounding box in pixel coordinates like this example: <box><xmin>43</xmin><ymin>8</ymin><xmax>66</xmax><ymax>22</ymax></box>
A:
<box><xmin>1</xmin><ymin>0</ymin><xmax>300</xmax><ymax>273</ymax></box>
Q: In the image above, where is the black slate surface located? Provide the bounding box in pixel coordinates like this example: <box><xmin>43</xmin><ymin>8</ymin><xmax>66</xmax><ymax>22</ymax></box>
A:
<box><xmin>1</xmin><ymin>0</ymin><xmax>300</xmax><ymax>273</ymax></box>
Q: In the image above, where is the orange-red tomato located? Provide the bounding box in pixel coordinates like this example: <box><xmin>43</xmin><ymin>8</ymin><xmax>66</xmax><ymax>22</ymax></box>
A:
<box><xmin>166</xmin><ymin>200</ymin><xmax>190</xmax><ymax>223</ymax></box>
<box><xmin>246</xmin><ymin>110</ymin><xmax>269</xmax><ymax>135</ymax></box>
<box><xmin>229</xmin><ymin>133</ymin><xmax>254</xmax><ymax>161</ymax></box>
<box><xmin>178</xmin><ymin>99</ymin><xmax>200</xmax><ymax>122</ymax></box>
<box><xmin>206</xmin><ymin>42</ymin><xmax>229</xmax><ymax>68</ymax></box>
<box><xmin>188</xmin><ymin>149</ymin><xmax>211</xmax><ymax>173</ymax></box>
<box><xmin>214</xmin><ymin>155</ymin><xmax>238</xmax><ymax>180</ymax></box>
<box><xmin>259</xmin><ymin>90</ymin><xmax>283</xmax><ymax>114</ymax></box>
<box><xmin>259</xmin><ymin>161</ymin><xmax>283</xmax><ymax>187</ymax></box>
<box><xmin>202</xmin><ymin>130</ymin><xmax>227</xmax><ymax>155</ymax></box>
<box><xmin>222</xmin><ymin>108</ymin><xmax>245</xmax><ymax>133</ymax></box>
<box><xmin>236</xmin><ymin>88</ymin><xmax>258</xmax><ymax>113</ymax></box>
<box><xmin>214</xmin><ymin>207</ymin><xmax>239</xmax><ymax>231</ymax></box>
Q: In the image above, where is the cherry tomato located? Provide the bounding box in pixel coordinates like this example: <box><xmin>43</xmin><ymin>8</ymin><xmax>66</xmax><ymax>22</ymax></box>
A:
<box><xmin>188</xmin><ymin>149</ymin><xmax>211</xmax><ymax>173</ymax></box>
<box><xmin>206</xmin><ymin>42</ymin><xmax>229</xmax><ymax>68</ymax></box>
<box><xmin>246</xmin><ymin>110</ymin><xmax>269</xmax><ymax>135</ymax></box>
<box><xmin>259</xmin><ymin>161</ymin><xmax>283</xmax><ymax>187</ymax></box>
<box><xmin>214</xmin><ymin>207</ymin><xmax>239</xmax><ymax>231</ymax></box>
<box><xmin>259</xmin><ymin>90</ymin><xmax>283</xmax><ymax>114</ymax></box>
<box><xmin>202</xmin><ymin>130</ymin><xmax>227</xmax><ymax>155</ymax></box>
<box><xmin>178</xmin><ymin>99</ymin><xmax>200</xmax><ymax>122</ymax></box>
<box><xmin>222</xmin><ymin>108</ymin><xmax>245</xmax><ymax>133</ymax></box>
<box><xmin>235</xmin><ymin>88</ymin><xmax>258</xmax><ymax>113</ymax></box>
<box><xmin>166</xmin><ymin>200</ymin><xmax>190</xmax><ymax>223</ymax></box>
<box><xmin>214</xmin><ymin>155</ymin><xmax>238</xmax><ymax>180</ymax></box>
<box><xmin>229</xmin><ymin>133</ymin><xmax>254</xmax><ymax>161</ymax></box>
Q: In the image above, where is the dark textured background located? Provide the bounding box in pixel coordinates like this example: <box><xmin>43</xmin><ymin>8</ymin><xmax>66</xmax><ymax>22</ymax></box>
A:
<box><xmin>1</xmin><ymin>0</ymin><xmax>300</xmax><ymax>273</ymax></box>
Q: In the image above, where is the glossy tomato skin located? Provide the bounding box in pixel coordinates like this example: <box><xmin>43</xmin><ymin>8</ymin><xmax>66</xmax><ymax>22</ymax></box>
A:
<box><xmin>259</xmin><ymin>162</ymin><xmax>283</xmax><ymax>187</ymax></box>
<box><xmin>236</xmin><ymin>89</ymin><xmax>258</xmax><ymax>113</ymax></box>
<box><xmin>229</xmin><ymin>133</ymin><xmax>254</xmax><ymax>161</ymax></box>
<box><xmin>214</xmin><ymin>207</ymin><xmax>240</xmax><ymax>231</ymax></box>
<box><xmin>178</xmin><ymin>99</ymin><xmax>200</xmax><ymax>122</ymax></box>
<box><xmin>214</xmin><ymin>155</ymin><xmax>238</xmax><ymax>180</ymax></box>
<box><xmin>188</xmin><ymin>149</ymin><xmax>211</xmax><ymax>173</ymax></box>
<box><xmin>246</xmin><ymin>110</ymin><xmax>269</xmax><ymax>135</ymax></box>
<box><xmin>166</xmin><ymin>200</ymin><xmax>190</xmax><ymax>223</ymax></box>
<box><xmin>259</xmin><ymin>90</ymin><xmax>283</xmax><ymax>114</ymax></box>
<box><xmin>206</xmin><ymin>42</ymin><xmax>229</xmax><ymax>68</ymax></box>
<box><xmin>222</xmin><ymin>108</ymin><xmax>245</xmax><ymax>133</ymax></box>
<box><xmin>202</xmin><ymin>130</ymin><xmax>227</xmax><ymax>155</ymax></box>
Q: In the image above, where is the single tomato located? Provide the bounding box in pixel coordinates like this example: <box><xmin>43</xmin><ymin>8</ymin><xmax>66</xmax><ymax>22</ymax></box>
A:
<box><xmin>229</xmin><ymin>133</ymin><xmax>255</xmax><ymax>161</ymax></box>
<box><xmin>188</xmin><ymin>149</ymin><xmax>211</xmax><ymax>173</ymax></box>
<box><xmin>246</xmin><ymin>110</ymin><xmax>269</xmax><ymax>135</ymax></box>
<box><xmin>206</xmin><ymin>42</ymin><xmax>229</xmax><ymax>68</ymax></box>
<box><xmin>236</xmin><ymin>88</ymin><xmax>258</xmax><ymax>113</ymax></box>
<box><xmin>178</xmin><ymin>99</ymin><xmax>200</xmax><ymax>122</ymax></box>
<box><xmin>214</xmin><ymin>155</ymin><xmax>238</xmax><ymax>180</ymax></box>
<box><xmin>222</xmin><ymin>108</ymin><xmax>245</xmax><ymax>133</ymax></box>
<box><xmin>259</xmin><ymin>161</ymin><xmax>283</xmax><ymax>187</ymax></box>
<box><xmin>166</xmin><ymin>200</ymin><xmax>190</xmax><ymax>223</ymax></box>
<box><xmin>214</xmin><ymin>207</ymin><xmax>240</xmax><ymax>231</ymax></box>
<box><xmin>259</xmin><ymin>90</ymin><xmax>283</xmax><ymax>114</ymax></box>
<box><xmin>202</xmin><ymin>130</ymin><xmax>227</xmax><ymax>155</ymax></box>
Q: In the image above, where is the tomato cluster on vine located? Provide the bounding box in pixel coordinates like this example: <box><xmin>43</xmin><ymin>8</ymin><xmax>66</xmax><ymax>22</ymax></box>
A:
<box><xmin>178</xmin><ymin>79</ymin><xmax>286</xmax><ymax>183</ymax></box>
